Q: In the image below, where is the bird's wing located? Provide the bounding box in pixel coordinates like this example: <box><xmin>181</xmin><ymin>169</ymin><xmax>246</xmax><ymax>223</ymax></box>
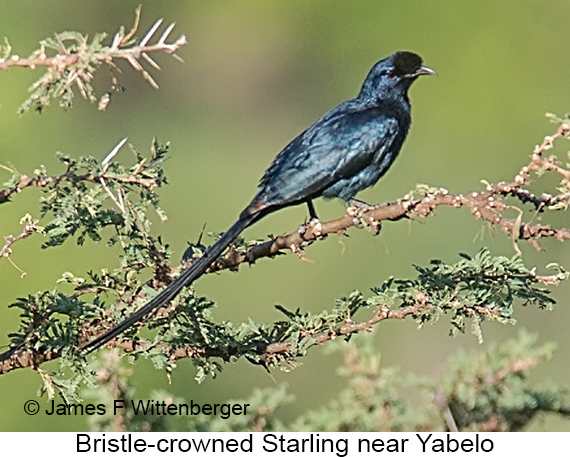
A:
<box><xmin>258</xmin><ymin>106</ymin><xmax>399</xmax><ymax>207</ymax></box>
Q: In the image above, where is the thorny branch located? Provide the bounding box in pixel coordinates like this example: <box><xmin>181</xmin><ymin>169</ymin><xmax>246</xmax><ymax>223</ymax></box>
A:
<box><xmin>0</xmin><ymin>156</ymin><xmax>161</xmax><ymax>265</ymax></box>
<box><xmin>0</xmin><ymin>165</ymin><xmax>159</xmax><ymax>205</ymax></box>
<box><xmin>0</xmin><ymin>7</ymin><xmax>186</xmax><ymax>111</ymax></box>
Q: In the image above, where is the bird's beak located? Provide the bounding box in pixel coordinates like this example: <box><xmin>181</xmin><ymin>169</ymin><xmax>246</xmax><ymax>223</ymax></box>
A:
<box><xmin>415</xmin><ymin>65</ymin><xmax>437</xmax><ymax>77</ymax></box>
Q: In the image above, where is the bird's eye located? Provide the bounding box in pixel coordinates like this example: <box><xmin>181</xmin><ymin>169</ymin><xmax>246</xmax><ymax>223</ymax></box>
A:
<box><xmin>386</xmin><ymin>72</ymin><xmax>395</xmax><ymax>79</ymax></box>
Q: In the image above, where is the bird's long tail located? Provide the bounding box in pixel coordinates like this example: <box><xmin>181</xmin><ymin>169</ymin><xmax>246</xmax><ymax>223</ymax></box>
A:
<box><xmin>82</xmin><ymin>212</ymin><xmax>259</xmax><ymax>353</ymax></box>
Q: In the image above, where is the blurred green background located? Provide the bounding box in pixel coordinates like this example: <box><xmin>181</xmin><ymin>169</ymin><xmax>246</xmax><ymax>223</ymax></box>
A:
<box><xmin>1</xmin><ymin>0</ymin><xmax>570</xmax><ymax>431</ymax></box>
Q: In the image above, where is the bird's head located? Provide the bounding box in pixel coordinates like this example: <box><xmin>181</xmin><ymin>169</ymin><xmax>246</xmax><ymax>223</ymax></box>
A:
<box><xmin>359</xmin><ymin>51</ymin><xmax>436</xmax><ymax>102</ymax></box>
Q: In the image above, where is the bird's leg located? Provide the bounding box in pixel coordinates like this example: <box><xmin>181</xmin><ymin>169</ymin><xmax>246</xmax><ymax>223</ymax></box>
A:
<box><xmin>298</xmin><ymin>199</ymin><xmax>323</xmax><ymax>240</ymax></box>
<box><xmin>347</xmin><ymin>198</ymin><xmax>382</xmax><ymax>234</ymax></box>
<box><xmin>307</xmin><ymin>199</ymin><xmax>318</xmax><ymax>221</ymax></box>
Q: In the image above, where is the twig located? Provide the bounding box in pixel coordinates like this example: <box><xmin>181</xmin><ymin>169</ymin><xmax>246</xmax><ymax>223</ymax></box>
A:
<box><xmin>0</xmin><ymin>215</ymin><xmax>43</xmax><ymax>275</ymax></box>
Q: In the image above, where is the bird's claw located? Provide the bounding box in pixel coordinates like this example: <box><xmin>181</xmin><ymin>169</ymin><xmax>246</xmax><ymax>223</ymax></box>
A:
<box><xmin>347</xmin><ymin>200</ymin><xmax>382</xmax><ymax>234</ymax></box>
<box><xmin>349</xmin><ymin>198</ymin><xmax>377</xmax><ymax>212</ymax></box>
<box><xmin>298</xmin><ymin>218</ymin><xmax>324</xmax><ymax>241</ymax></box>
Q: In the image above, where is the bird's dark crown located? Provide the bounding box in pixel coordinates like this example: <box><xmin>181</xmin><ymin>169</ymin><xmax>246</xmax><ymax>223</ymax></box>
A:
<box><xmin>392</xmin><ymin>51</ymin><xmax>423</xmax><ymax>76</ymax></box>
<box><xmin>359</xmin><ymin>51</ymin><xmax>427</xmax><ymax>101</ymax></box>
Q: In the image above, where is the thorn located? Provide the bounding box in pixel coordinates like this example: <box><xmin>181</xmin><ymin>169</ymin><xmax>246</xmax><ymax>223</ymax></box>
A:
<box><xmin>139</xmin><ymin>18</ymin><xmax>163</xmax><ymax>47</ymax></box>
<box><xmin>142</xmin><ymin>52</ymin><xmax>161</xmax><ymax>71</ymax></box>
<box><xmin>159</xmin><ymin>23</ymin><xmax>176</xmax><ymax>44</ymax></box>
<box><xmin>125</xmin><ymin>54</ymin><xmax>143</xmax><ymax>71</ymax></box>
<box><xmin>111</xmin><ymin>32</ymin><xmax>122</xmax><ymax>49</ymax></box>
<box><xmin>102</xmin><ymin>138</ymin><xmax>128</xmax><ymax>171</ymax></box>
<box><xmin>171</xmin><ymin>53</ymin><xmax>185</xmax><ymax>64</ymax></box>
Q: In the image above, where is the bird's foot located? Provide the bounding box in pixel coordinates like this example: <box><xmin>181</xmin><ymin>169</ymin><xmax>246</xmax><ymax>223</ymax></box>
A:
<box><xmin>348</xmin><ymin>198</ymin><xmax>378</xmax><ymax>212</ymax></box>
<box><xmin>347</xmin><ymin>199</ymin><xmax>382</xmax><ymax>234</ymax></box>
<box><xmin>298</xmin><ymin>217</ymin><xmax>324</xmax><ymax>241</ymax></box>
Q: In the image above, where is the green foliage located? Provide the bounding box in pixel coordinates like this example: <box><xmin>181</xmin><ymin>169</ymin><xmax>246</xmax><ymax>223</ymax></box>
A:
<box><xmin>1</xmin><ymin>141</ymin><xmax>172</xmax><ymax>397</ymax></box>
<box><xmin>437</xmin><ymin>330</ymin><xmax>564</xmax><ymax>431</ymax></box>
<box><xmin>290</xmin><ymin>330</ymin><xmax>569</xmax><ymax>432</ymax></box>
<box><xmin>404</xmin><ymin>249</ymin><xmax>558</xmax><ymax>342</ymax></box>
<box><xmin>41</xmin><ymin>144</ymin><xmax>168</xmax><ymax>249</ymax></box>
<box><xmin>83</xmin><ymin>330</ymin><xmax>570</xmax><ymax>432</ymax></box>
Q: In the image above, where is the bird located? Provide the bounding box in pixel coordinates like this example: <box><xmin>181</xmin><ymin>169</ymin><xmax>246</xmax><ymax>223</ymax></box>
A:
<box><xmin>82</xmin><ymin>51</ymin><xmax>436</xmax><ymax>353</ymax></box>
